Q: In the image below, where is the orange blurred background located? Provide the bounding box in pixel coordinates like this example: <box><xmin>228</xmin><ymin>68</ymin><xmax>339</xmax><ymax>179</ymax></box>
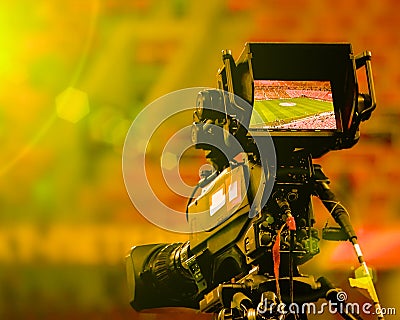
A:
<box><xmin>1</xmin><ymin>0</ymin><xmax>399</xmax><ymax>319</ymax></box>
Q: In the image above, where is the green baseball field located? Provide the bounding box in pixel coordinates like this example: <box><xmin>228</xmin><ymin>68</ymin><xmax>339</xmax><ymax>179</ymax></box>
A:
<box><xmin>250</xmin><ymin>97</ymin><xmax>334</xmax><ymax>129</ymax></box>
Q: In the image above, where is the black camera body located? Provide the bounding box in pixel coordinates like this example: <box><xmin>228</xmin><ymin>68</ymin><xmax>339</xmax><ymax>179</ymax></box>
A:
<box><xmin>126</xmin><ymin>43</ymin><xmax>376</xmax><ymax>317</ymax></box>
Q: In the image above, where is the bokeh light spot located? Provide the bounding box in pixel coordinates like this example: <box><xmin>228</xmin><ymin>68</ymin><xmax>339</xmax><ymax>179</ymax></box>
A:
<box><xmin>56</xmin><ymin>87</ymin><xmax>90</xmax><ymax>123</ymax></box>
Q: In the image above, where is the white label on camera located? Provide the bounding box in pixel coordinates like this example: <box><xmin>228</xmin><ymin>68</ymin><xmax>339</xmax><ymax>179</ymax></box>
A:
<box><xmin>228</xmin><ymin>181</ymin><xmax>238</xmax><ymax>202</ymax></box>
<box><xmin>210</xmin><ymin>188</ymin><xmax>225</xmax><ymax>216</ymax></box>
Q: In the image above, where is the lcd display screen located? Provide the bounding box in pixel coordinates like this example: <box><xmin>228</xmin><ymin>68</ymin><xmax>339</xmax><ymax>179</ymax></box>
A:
<box><xmin>250</xmin><ymin>80</ymin><xmax>336</xmax><ymax>130</ymax></box>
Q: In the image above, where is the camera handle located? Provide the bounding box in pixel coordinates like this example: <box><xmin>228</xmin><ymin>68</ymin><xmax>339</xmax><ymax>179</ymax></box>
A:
<box><xmin>355</xmin><ymin>51</ymin><xmax>376</xmax><ymax>122</ymax></box>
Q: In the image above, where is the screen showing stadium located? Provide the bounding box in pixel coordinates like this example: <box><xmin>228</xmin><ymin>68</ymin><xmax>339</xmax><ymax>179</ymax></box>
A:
<box><xmin>250</xmin><ymin>80</ymin><xmax>336</xmax><ymax>130</ymax></box>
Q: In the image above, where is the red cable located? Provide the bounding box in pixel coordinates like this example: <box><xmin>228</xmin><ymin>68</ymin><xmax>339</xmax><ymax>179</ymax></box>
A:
<box><xmin>273</xmin><ymin>216</ymin><xmax>296</xmax><ymax>302</ymax></box>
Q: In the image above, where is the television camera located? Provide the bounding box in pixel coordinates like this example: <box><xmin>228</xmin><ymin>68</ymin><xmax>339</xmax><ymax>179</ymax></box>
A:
<box><xmin>126</xmin><ymin>43</ymin><xmax>384</xmax><ymax>319</ymax></box>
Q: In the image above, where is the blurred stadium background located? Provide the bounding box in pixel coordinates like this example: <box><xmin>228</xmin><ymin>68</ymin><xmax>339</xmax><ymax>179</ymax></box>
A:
<box><xmin>0</xmin><ymin>0</ymin><xmax>399</xmax><ymax>319</ymax></box>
